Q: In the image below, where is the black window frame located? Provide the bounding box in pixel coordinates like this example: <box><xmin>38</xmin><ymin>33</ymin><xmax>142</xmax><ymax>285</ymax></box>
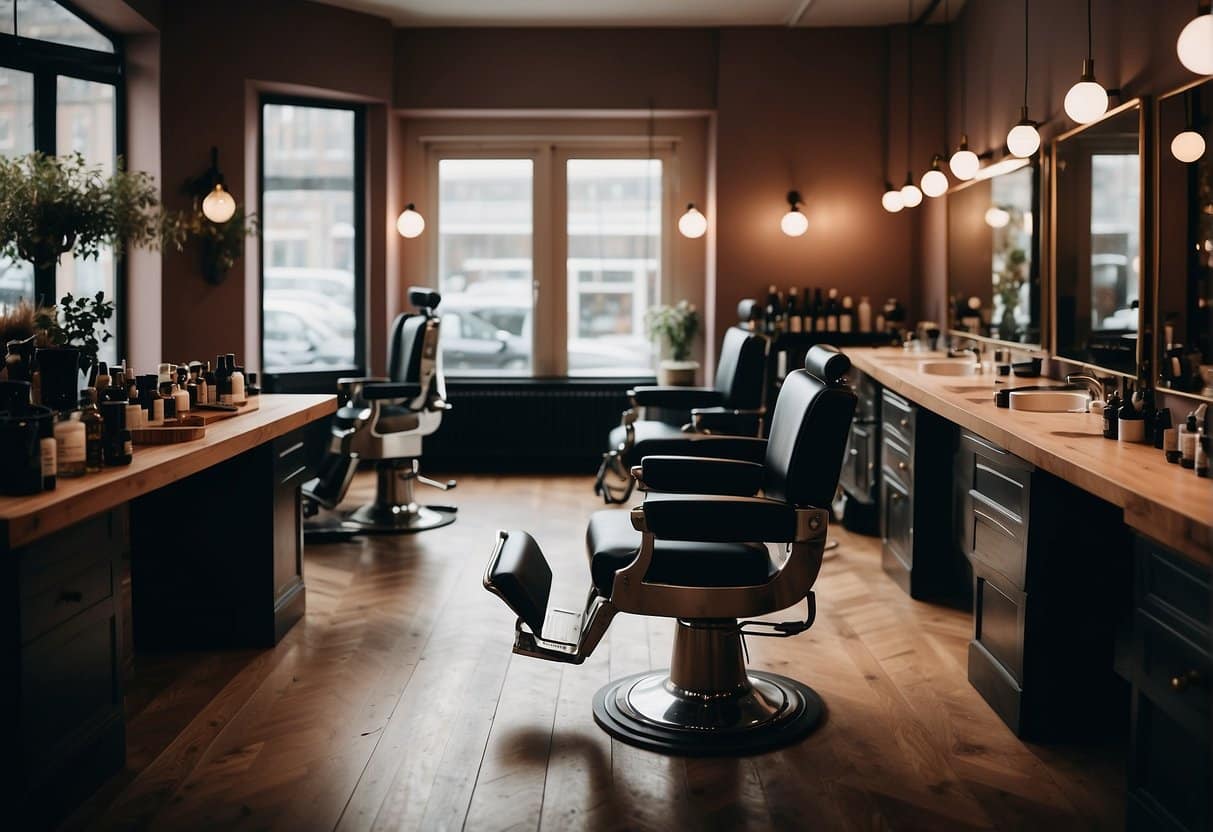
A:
<box><xmin>257</xmin><ymin>94</ymin><xmax>367</xmax><ymax>393</ymax></box>
<box><xmin>0</xmin><ymin>0</ymin><xmax>126</xmax><ymax>355</ymax></box>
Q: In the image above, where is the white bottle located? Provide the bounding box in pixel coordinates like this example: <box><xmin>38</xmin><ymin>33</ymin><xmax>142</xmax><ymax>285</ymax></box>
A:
<box><xmin>858</xmin><ymin>297</ymin><xmax>872</xmax><ymax>333</ymax></box>
<box><xmin>172</xmin><ymin>383</ymin><xmax>190</xmax><ymax>416</ymax></box>
<box><xmin>231</xmin><ymin>366</ymin><xmax>246</xmax><ymax>406</ymax></box>
<box><xmin>839</xmin><ymin>296</ymin><xmax>854</xmax><ymax>333</ymax></box>
<box><xmin>54</xmin><ymin>413</ymin><xmax>86</xmax><ymax>478</ymax></box>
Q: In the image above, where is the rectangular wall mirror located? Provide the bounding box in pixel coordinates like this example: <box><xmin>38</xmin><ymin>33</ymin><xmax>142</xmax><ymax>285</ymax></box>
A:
<box><xmin>1052</xmin><ymin>100</ymin><xmax>1146</xmax><ymax>377</ymax></box>
<box><xmin>1156</xmin><ymin>78</ymin><xmax>1213</xmax><ymax>400</ymax></box>
<box><xmin>947</xmin><ymin>159</ymin><xmax>1041</xmax><ymax>346</ymax></box>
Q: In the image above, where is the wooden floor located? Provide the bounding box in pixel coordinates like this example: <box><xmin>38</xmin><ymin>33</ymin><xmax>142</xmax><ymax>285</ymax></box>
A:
<box><xmin>65</xmin><ymin>473</ymin><xmax>1126</xmax><ymax>831</ymax></box>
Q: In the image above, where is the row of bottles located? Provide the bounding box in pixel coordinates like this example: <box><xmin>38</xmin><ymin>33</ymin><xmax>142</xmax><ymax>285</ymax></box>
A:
<box><xmin>760</xmin><ymin>286</ymin><xmax>905</xmax><ymax>337</ymax></box>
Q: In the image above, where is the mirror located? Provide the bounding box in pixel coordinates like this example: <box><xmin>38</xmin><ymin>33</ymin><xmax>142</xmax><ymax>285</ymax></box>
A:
<box><xmin>1156</xmin><ymin>79</ymin><xmax>1213</xmax><ymax>400</ymax></box>
<box><xmin>947</xmin><ymin>160</ymin><xmax>1041</xmax><ymax>345</ymax></box>
<box><xmin>1052</xmin><ymin>100</ymin><xmax>1145</xmax><ymax>377</ymax></box>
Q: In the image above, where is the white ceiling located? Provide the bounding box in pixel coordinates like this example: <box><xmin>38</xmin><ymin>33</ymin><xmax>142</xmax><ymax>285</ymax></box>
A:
<box><xmin>311</xmin><ymin>0</ymin><xmax>960</xmax><ymax>28</ymax></box>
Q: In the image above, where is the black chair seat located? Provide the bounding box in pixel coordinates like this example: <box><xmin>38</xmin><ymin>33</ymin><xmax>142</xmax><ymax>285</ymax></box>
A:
<box><xmin>608</xmin><ymin>420</ymin><xmax>687</xmax><ymax>456</ymax></box>
<box><xmin>585</xmin><ymin>510</ymin><xmax>776</xmax><ymax>594</ymax></box>
<box><xmin>377</xmin><ymin>405</ymin><xmax>420</xmax><ymax>433</ymax></box>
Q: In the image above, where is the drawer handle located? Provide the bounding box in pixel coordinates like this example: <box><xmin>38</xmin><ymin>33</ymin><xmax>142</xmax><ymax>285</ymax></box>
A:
<box><xmin>58</xmin><ymin>590</ymin><xmax>84</xmax><ymax>604</ymax></box>
<box><xmin>973</xmin><ymin>507</ymin><xmax>1015</xmax><ymax>540</ymax></box>
<box><xmin>1170</xmin><ymin>671</ymin><xmax>1202</xmax><ymax>692</ymax></box>
<box><xmin>849</xmin><ymin>448</ymin><xmax>859</xmax><ymax>456</ymax></box>
<box><xmin>897</xmin><ymin>461</ymin><xmax>908</xmax><ymax>471</ymax></box>
<box><xmin>899</xmin><ymin>418</ymin><xmax>909</xmax><ymax>429</ymax></box>
<box><xmin>888</xmin><ymin>490</ymin><xmax>902</xmax><ymax>501</ymax></box>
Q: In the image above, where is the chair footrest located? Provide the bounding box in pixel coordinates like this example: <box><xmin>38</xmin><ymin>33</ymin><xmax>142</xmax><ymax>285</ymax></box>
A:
<box><xmin>483</xmin><ymin>530</ymin><xmax>554</xmax><ymax>636</ymax></box>
<box><xmin>542</xmin><ymin>607</ymin><xmax>584</xmax><ymax>646</ymax></box>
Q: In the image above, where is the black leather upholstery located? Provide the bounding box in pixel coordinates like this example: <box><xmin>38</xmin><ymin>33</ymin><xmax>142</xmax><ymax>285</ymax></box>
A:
<box><xmin>408</xmin><ymin>287</ymin><xmax>441</xmax><ymax>310</ymax></box>
<box><xmin>387</xmin><ymin>313</ymin><xmax>428</xmax><ymax>384</ymax></box>
<box><xmin>637</xmin><ymin>456</ymin><xmax>764</xmax><ymax>496</ymax></box>
<box><xmin>761</xmin><ymin>367</ymin><xmax>857</xmax><ymax>508</ymax></box>
<box><xmin>804</xmin><ymin>344</ymin><xmax>850</xmax><ymax>385</ymax></box>
<box><xmin>608</xmin><ymin>420</ymin><xmax>686</xmax><ymax>452</ymax></box>
<box><xmin>713</xmin><ymin>326</ymin><xmax>766</xmax><ymax>408</ymax></box>
<box><xmin>489</xmin><ymin>530</ymin><xmax>552</xmax><ymax>634</ymax></box>
<box><xmin>585</xmin><ymin>510</ymin><xmax>775</xmax><ymax>594</ymax></box>
<box><xmin>629</xmin><ymin>386</ymin><xmax>725</xmax><ymax>409</ymax></box>
<box><xmin>640</xmin><ymin>493</ymin><xmax>799</xmax><ymax>542</ymax></box>
<box><xmin>362</xmin><ymin>382</ymin><xmax>422</xmax><ymax>400</ymax></box>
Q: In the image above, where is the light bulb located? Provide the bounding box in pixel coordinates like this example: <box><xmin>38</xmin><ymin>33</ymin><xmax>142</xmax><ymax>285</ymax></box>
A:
<box><xmin>921</xmin><ymin>168</ymin><xmax>949</xmax><ymax>198</ymax></box>
<box><xmin>1177</xmin><ymin>11</ymin><xmax>1213</xmax><ymax>75</ymax></box>
<box><xmin>984</xmin><ymin>206</ymin><xmax>1011</xmax><ymax>228</ymax></box>
<box><xmin>1064</xmin><ymin>80</ymin><xmax>1109</xmax><ymax>124</ymax></box>
<box><xmin>1172</xmin><ymin>130</ymin><xmax>1207</xmax><ymax>163</ymax></box>
<box><xmin>396</xmin><ymin>203</ymin><xmax>425</xmax><ymax>238</ymax></box>
<box><xmin>950</xmin><ymin>147</ymin><xmax>980</xmax><ymax>180</ymax></box>
<box><xmin>1007</xmin><ymin>121</ymin><xmax>1041</xmax><ymax>158</ymax></box>
<box><xmin>201</xmin><ymin>184</ymin><xmax>236</xmax><ymax>224</ymax></box>
<box><xmin>881</xmin><ymin>187</ymin><xmax>905</xmax><ymax>213</ymax></box>
<box><xmin>677</xmin><ymin>204</ymin><xmax>707</xmax><ymax>238</ymax></box>
<box><xmin>780</xmin><ymin>209</ymin><xmax>808</xmax><ymax>237</ymax></box>
<box><xmin>900</xmin><ymin>182</ymin><xmax>923</xmax><ymax>208</ymax></box>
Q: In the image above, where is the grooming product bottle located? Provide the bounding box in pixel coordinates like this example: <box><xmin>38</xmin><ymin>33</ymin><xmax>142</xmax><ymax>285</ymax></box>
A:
<box><xmin>840</xmin><ymin>296</ymin><xmax>855</xmax><ymax>333</ymax></box>
<box><xmin>53</xmin><ymin>410</ymin><xmax>86</xmax><ymax>478</ymax></box>
<box><xmin>1197</xmin><ymin>432</ymin><xmax>1209</xmax><ymax>478</ymax></box>
<box><xmin>172</xmin><ymin>367</ymin><xmax>190</xmax><ymax>415</ymax></box>
<box><xmin>1119</xmin><ymin>392</ymin><xmax>1146</xmax><ymax>443</ymax></box>
<box><xmin>228</xmin><ymin>354</ymin><xmax>246</xmax><ymax>405</ymax></box>
<box><xmin>101</xmin><ymin>401</ymin><xmax>133</xmax><ymax>466</ymax></box>
<box><xmin>858</xmin><ymin>296</ymin><xmax>872</xmax><ymax>333</ymax></box>
<box><xmin>1103</xmin><ymin>391</ymin><xmax>1121</xmax><ymax>439</ymax></box>
<box><xmin>39</xmin><ymin>414</ymin><xmax>56</xmax><ymax>490</ymax></box>
<box><xmin>80</xmin><ymin>389</ymin><xmax>104</xmax><ymax>473</ymax></box>
<box><xmin>1180</xmin><ymin>411</ymin><xmax>1199</xmax><ymax>468</ymax></box>
<box><xmin>786</xmin><ymin>287</ymin><xmax>802</xmax><ymax>334</ymax></box>
<box><xmin>1154</xmin><ymin>408</ymin><xmax>1172</xmax><ymax>450</ymax></box>
<box><xmin>216</xmin><ymin>355</ymin><xmax>232</xmax><ymax>404</ymax></box>
<box><xmin>95</xmin><ymin>361</ymin><xmax>110</xmax><ymax>393</ymax></box>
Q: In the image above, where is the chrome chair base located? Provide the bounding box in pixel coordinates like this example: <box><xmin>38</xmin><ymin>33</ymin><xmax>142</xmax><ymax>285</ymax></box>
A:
<box><xmin>591</xmin><ymin>619</ymin><xmax>824</xmax><ymax>755</ymax></box>
<box><xmin>342</xmin><ymin>459</ymin><xmax>456</xmax><ymax>534</ymax></box>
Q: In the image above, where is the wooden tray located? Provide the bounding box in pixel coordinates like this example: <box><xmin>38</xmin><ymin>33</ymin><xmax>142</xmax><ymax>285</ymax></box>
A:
<box><xmin>131</xmin><ymin>415</ymin><xmax>206</xmax><ymax>445</ymax></box>
<box><xmin>191</xmin><ymin>397</ymin><xmax>262</xmax><ymax>425</ymax></box>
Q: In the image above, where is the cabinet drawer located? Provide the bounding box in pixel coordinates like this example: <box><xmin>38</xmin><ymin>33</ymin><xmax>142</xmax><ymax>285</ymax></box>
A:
<box><xmin>961</xmin><ymin>431</ymin><xmax>1032</xmax><ymax>523</ymax></box>
<box><xmin>966</xmin><ymin>494</ymin><xmax>1027</xmax><ymax>588</ymax></box>
<box><xmin>273</xmin><ymin>428</ymin><xmax>310</xmax><ymax>484</ymax></box>
<box><xmin>841</xmin><ymin>421</ymin><xmax>877</xmax><ymax>500</ymax></box>
<box><xmin>881</xmin><ymin>390</ymin><xmax>914</xmax><ymax>445</ymax></box>
<box><xmin>974</xmin><ymin>568</ymin><xmax>1025</xmax><ymax>683</ymax></box>
<box><xmin>1135</xmin><ymin>610</ymin><xmax>1211</xmax><ymax>733</ymax></box>
<box><xmin>1135</xmin><ymin>536</ymin><xmax>1210</xmax><ymax>642</ymax></box>
<box><xmin>881</xmin><ymin>433</ymin><xmax>912</xmax><ymax>489</ymax></box>
<box><xmin>881</xmin><ymin>476</ymin><xmax>912</xmax><ymax>569</ymax></box>
<box><xmin>20</xmin><ymin>556</ymin><xmax>114</xmax><ymax>646</ymax></box>
<box><xmin>1129</xmin><ymin>692</ymin><xmax>1211</xmax><ymax>832</ymax></box>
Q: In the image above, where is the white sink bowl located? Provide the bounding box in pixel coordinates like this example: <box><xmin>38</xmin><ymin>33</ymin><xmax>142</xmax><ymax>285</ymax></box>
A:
<box><xmin>918</xmin><ymin>360</ymin><xmax>978</xmax><ymax>377</ymax></box>
<box><xmin>1008</xmin><ymin>390</ymin><xmax>1089</xmax><ymax>413</ymax></box>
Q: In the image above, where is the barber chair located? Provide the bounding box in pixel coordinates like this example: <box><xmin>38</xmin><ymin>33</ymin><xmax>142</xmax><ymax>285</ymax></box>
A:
<box><xmin>485</xmin><ymin>345</ymin><xmax>856</xmax><ymax>755</ymax></box>
<box><xmin>302</xmin><ymin>287</ymin><xmax>456</xmax><ymax>536</ymax></box>
<box><xmin>595</xmin><ymin>299</ymin><xmax>768</xmax><ymax>504</ymax></box>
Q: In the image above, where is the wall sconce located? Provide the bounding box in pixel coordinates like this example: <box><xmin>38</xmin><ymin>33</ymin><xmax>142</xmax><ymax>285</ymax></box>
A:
<box><xmin>1177</xmin><ymin>1</ymin><xmax>1213</xmax><ymax>75</ymax></box>
<box><xmin>185</xmin><ymin>146</ymin><xmax>255</xmax><ymax>285</ymax></box>
<box><xmin>196</xmin><ymin>147</ymin><xmax>236</xmax><ymax>223</ymax></box>
<box><xmin>984</xmin><ymin>206</ymin><xmax>1011</xmax><ymax>228</ymax></box>
<box><xmin>396</xmin><ymin>203</ymin><xmax>425</xmax><ymax>238</ymax></box>
<box><xmin>780</xmin><ymin>191</ymin><xmax>808</xmax><ymax>237</ymax></box>
<box><xmin>678</xmin><ymin>203</ymin><xmax>708</xmax><ymax>238</ymax></box>
<box><xmin>1172</xmin><ymin>90</ymin><xmax>1208</xmax><ymax>163</ymax></box>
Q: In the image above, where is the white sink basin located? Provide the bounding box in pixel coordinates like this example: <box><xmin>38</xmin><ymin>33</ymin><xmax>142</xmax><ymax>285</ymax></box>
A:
<box><xmin>919</xmin><ymin>360</ymin><xmax>978</xmax><ymax>377</ymax></box>
<box><xmin>1008</xmin><ymin>390</ymin><xmax>1089</xmax><ymax>413</ymax></box>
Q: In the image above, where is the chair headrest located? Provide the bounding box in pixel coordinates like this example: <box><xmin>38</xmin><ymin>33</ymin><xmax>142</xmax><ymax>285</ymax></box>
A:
<box><xmin>409</xmin><ymin>287</ymin><xmax>441</xmax><ymax>310</ymax></box>
<box><xmin>805</xmin><ymin>344</ymin><xmax>850</xmax><ymax>384</ymax></box>
<box><xmin>737</xmin><ymin>299</ymin><xmax>759</xmax><ymax>324</ymax></box>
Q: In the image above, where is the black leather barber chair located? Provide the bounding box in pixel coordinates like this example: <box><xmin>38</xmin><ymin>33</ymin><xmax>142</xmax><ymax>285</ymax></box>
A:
<box><xmin>302</xmin><ymin>287</ymin><xmax>456</xmax><ymax>535</ymax></box>
<box><xmin>486</xmin><ymin>345</ymin><xmax>856</xmax><ymax>755</ymax></box>
<box><xmin>595</xmin><ymin>299</ymin><xmax>768</xmax><ymax>504</ymax></box>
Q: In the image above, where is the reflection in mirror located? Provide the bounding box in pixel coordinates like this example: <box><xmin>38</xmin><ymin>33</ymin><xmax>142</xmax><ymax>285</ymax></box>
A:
<box><xmin>1157</xmin><ymin>79</ymin><xmax>1213</xmax><ymax>399</ymax></box>
<box><xmin>1054</xmin><ymin>102</ymin><xmax>1143</xmax><ymax>376</ymax></box>
<box><xmin>947</xmin><ymin>161</ymin><xmax>1040</xmax><ymax>344</ymax></box>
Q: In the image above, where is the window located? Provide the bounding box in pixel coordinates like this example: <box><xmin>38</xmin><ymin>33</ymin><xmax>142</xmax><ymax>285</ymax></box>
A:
<box><xmin>0</xmin><ymin>2</ymin><xmax>121</xmax><ymax>360</ymax></box>
<box><xmin>429</xmin><ymin>143</ymin><xmax>671</xmax><ymax>378</ymax></box>
<box><xmin>260</xmin><ymin>99</ymin><xmax>364</xmax><ymax>381</ymax></box>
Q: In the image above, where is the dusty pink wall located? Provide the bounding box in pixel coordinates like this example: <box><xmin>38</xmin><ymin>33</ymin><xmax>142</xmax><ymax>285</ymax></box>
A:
<box><xmin>155</xmin><ymin>0</ymin><xmax>394</xmax><ymax>365</ymax></box>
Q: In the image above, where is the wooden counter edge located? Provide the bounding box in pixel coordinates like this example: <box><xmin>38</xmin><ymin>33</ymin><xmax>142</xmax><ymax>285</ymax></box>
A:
<box><xmin>1</xmin><ymin>394</ymin><xmax>336</xmax><ymax>551</ymax></box>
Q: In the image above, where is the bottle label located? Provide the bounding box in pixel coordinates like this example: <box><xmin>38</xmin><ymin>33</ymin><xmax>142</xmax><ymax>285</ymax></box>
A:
<box><xmin>826</xmin><ymin>317</ymin><xmax>838</xmax><ymax>333</ymax></box>
<box><xmin>57</xmin><ymin>429</ymin><xmax>85</xmax><ymax>464</ymax></box>
<box><xmin>41</xmin><ymin>437</ymin><xmax>57</xmax><ymax>476</ymax></box>
<box><xmin>788</xmin><ymin>316</ymin><xmax>802</xmax><ymax>334</ymax></box>
<box><xmin>839</xmin><ymin>317</ymin><xmax>853</xmax><ymax>334</ymax></box>
<box><xmin>221</xmin><ymin>392</ymin><xmax>235</xmax><ymax>405</ymax></box>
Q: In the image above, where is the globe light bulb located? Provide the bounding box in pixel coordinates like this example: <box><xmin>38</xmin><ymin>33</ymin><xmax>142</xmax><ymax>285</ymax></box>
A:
<box><xmin>396</xmin><ymin>203</ymin><xmax>425</xmax><ymax>238</ymax></box>
<box><xmin>949</xmin><ymin>145</ymin><xmax>980</xmax><ymax>180</ymax></box>
<box><xmin>677</xmin><ymin>204</ymin><xmax>707</xmax><ymax>238</ymax></box>
<box><xmin>1172</xmin><ymin>130</ymin><xmax>1207</xmax><ymax>163</ymax></box>
<box><xmin>921</xmin><ymin>167</ymin><xmax>949</xmax><ymax>198</ymax></box>
<box><xmin>984</xmin><ymin>206</ymin><xmax>1011</xmax><ymax>228</ymax></box>
<box><xmin>881</xmin><ymin>187</ymin><xmax>905</xmax><ymax>213</ymax></box>
<box><xmin>1177</xmin><ymin>11</ymin><xmax>1213</xmax><ymax>75</ymax></box>
<box><xmin>780</xmin><ymin>209</ymin><xmax>808</xmax><ymax>237</ymax></box>
<box><xmin>201</xmin><ymin>184</ymin><xmax>236</xmax><ymax>224</ymax></box>
<box><xmin>900</xmin><ymin>181</ymin><xmax>923</xmax><ymax>208</ymax></box>
<box><xmin>1064</xmin><ymin>80</ymin><xmax>1109</xmax><ymax>124</ymax></box>
<box><xmin>1006</xmin><ymin>118</ymin><xmax>1041</xmax><ymax>158</ymax></box>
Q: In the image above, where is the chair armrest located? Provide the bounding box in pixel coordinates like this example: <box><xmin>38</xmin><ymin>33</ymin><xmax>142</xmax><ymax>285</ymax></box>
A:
<box><xmin>689</xmin><ymin>406</ymin><xmax>764</xmax><ymax>435</ymax></box>
<box><xmin>361</xmin><ymin>382</ymin><xmax>422</xmax><ymax>401</ymax></box>
<box><xmin>635</xmin><ymin>434</ymin><xmax>768</xmax><ymax>464</ymax></box>
<box><xmin>629</xmin><ymin>386</ymin><xmax>725</xmax><ymax>409</ymax></box>
<box><xmin>634</xmin><ymin>455</ymin><xmax>764</xmax><ymax>496</ymax></box>
<box><xmin>634</xmin><ymin>493</ymin><xmax>801</xmax><ymax>543</ymax></box>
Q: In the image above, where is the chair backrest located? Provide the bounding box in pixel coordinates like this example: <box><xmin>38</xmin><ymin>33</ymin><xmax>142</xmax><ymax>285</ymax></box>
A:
<box><xmin>762</xmin><ymin>344</ymin><xmax>857</xmax><ymax>508</ymax></box>
<box><xmin>712</xmin><ymin>300</ymin><xmax>767</xmax><ymax>408</ymax></box>
<box><xmin>388</xmin><ymin>287</ymin><xmax>443</xmax><ymax>392</ymax></box>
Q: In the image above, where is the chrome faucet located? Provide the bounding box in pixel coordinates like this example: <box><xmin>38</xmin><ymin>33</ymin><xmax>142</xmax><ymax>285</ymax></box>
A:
<box><xmin>947</xmin><ymin>339</ymin><xmax>982</xmax><ymax>366</ymax></box>
<box><xmin>1066</xmin><ymin>373</ymin><xmax>1105</xmax><ymax>405</ymax></box>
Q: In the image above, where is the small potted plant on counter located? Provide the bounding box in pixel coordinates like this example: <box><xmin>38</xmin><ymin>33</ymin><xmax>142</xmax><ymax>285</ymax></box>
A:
<box><xmin>646</xmin><ymin>300</ymin><xmax>700</xmax><ymax>386</ymax></box>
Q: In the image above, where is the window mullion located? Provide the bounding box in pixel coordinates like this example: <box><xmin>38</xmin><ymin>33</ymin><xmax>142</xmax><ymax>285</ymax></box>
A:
<box><xmin>544</xmin><ymin>145</ymin><xmax>568</xmax><ymax>378</ymax></box>
<box><xmin>33</xmin><ymin>70</ymin><xmax>56</xmax><ymax>305</ymax></box>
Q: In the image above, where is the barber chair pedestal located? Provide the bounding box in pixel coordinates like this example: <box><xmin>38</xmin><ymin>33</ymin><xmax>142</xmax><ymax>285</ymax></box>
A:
<box><xmin>346</xmin><ymin>459</ymin><xmax>456</xmax><ymax>533</ymax></box>
<box><xmin>593</xmin><ymin>618</ymin><xmax>824</xmax><ymax>756</ymax></box>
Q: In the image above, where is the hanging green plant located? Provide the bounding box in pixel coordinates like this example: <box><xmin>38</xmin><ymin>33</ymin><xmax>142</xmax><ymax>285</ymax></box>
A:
<box><xmin>181</xmin><ymin>207</ymin><xmax>259</xmax><ymax>285</ymax></box>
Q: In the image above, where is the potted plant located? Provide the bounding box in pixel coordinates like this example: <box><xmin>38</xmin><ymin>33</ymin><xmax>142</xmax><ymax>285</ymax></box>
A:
<box><xmin>646</xmin><ymin>300</ymin><xmax>700</xmax><ymax>386</ymax></box>
<box><xmin>35</xmin><ymin>292</ymin><xmax>114</xmax><ymax>389</ymax></box>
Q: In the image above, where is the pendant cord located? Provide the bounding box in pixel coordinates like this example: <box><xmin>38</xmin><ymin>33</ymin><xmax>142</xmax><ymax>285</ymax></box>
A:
<box><xmin>1022</xmin><ymin>0</ymin><xmax>1029</xmax><ymax>109</ymax></box>
<box><xmin>906</xmin><ymin>0</ymin><xmax>913</xmax><ymax>174</ymax></box>
<box><xmin>1087</xmin><ymin>0</ymin><xmax>1093</xmax><ymax>62</ymax></box>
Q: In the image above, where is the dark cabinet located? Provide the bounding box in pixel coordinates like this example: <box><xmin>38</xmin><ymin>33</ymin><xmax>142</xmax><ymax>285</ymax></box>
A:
<box><xmin>878</xmin><ymin>390</ymin><xmax>966</xmax><ymax>603</ymax></box>
<box><xmin>839</xmin><ymin>371</ymin><xmax>880</xmax><ymax>534</ymax></box>
<box><xmin>958</xmin><ymin>430</ymin><xmax>1131</xmax><ymax>738</ymax></box>
<box><xmin>1120</xmin><ymin>536</ymin><xmax>1211</xmax><ymax>832</ymax></box>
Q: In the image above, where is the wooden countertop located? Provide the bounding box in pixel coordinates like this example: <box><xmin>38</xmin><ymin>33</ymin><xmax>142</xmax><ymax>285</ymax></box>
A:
<box><xmin>848</xmin><ymin>348</ymin><xmax>1213</xmax><ymax>566</ymax></box>
<box><xmin>0</xmin><ymin>394</ymin><xmax>336</xmax><ymax>550</ymax></box>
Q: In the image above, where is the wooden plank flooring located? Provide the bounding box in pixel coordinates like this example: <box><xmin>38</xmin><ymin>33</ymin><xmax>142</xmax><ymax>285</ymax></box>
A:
<box><xmin>63</xmin><ymin>473</ymin><xmax>1126</xmax><ymax>831</ymax></box>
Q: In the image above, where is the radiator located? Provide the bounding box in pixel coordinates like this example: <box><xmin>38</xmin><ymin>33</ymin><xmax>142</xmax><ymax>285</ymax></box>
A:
<box><xmin>424</xmin><ymin>381</ymin><xmax>635</xmax><ymax>472</ymax></box>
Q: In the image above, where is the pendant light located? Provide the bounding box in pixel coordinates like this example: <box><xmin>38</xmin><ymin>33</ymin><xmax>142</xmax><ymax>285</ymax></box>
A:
<box><xmin>202</xmin><ymin>185</ymin><xmax>236</xmax><ymax>224</ymax></box>
<box><xmin>880</xmin><ymin>27</ymin><xmax>904</xmax><ymax>213</ymax></box>
<box><xmin>781</xmin><ymin>191</ymin><xmax>809</xmax><ymax>236</ymax></box>
<box><xmin>947</xmin><ymin>0</ymin><xmax>979</xmax><ymax>180</ymax></box>
<box><xmin>900</xmin><ymin>0</ymin><xmax>923</xmax><ymax>208</ymax></box>
<box><xmin>1172</xmin><ymin>90</ymin><xmax>1207</xmax><ymax>163</ymax></box>
<box><xmin>882</xmin><ymin>183</ymin><xmax>905</xmax><ymax>213</ymax></box>
<box><xmin>921</xmin><ymin>155</ymin><xmax>949</xmax><ymax>197</ymax></box>
<box><xmin>1006</xmin><ymin>0</ymin><xmax>1041</xmax><ymax>158</ymax></box>
<box><xmin>396</xmin><ymin>203</ymin><xmax>425</xmax><ymax>238</ymax></box>
<box><xmin>678</xmin><ymin>203</ymin><xmax>708</xmax><ymax>238</ymax></box>
<box><xmin>1177</xmin><ymin>1</ymin><xmax>1213</xmax><ymax>76</ymax></box>
<box><xmin>1064</xmin><ymin>0</ymin><xmax>1109</xmax><ymax>124</ymax></box>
